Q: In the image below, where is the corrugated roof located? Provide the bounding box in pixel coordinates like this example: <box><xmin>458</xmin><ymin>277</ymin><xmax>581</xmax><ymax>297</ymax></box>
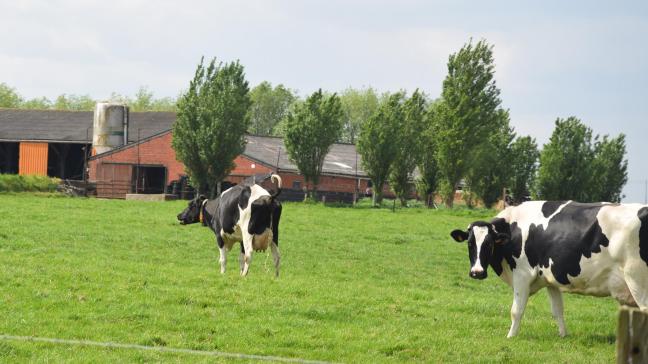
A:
<box><xmin>244</xmin><ymin>135</ymin><xmax>366</xmax><ymax>177</ymax></box>
<box><xmin>0</xmin><ymin>109</ymin><xmax>175</xmax><ymax>143</ymax></box>
<box><xmin>0</xmin><ymin>108</ymin><xmax>367</xmax><ymax>178</ymax></box>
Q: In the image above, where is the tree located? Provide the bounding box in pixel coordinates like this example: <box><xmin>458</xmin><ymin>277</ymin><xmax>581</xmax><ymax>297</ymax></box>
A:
<box><xmin>22</xmin><ymin>97</ymin><xmax>52</xmax><ymax>109</ymax></box>
<box><xmin>389</xmin><ymin>89</ymin><xmax>427</xmax><ymax>206</ymax></box>
<box><xmin>434</xmin><ymin>39</ymin><xmax>503</xmax><ymax>207</ymax></box>
<box><xmin>509</xmin><ymin>136</ymin><xmax>539</xmax><ymax>204</ymax></box>
<box><xmin>535</xmin><ymin>117</ymin><xmax>595</xmax><ymax>201</ymax></box>
<box><xmin>357</xmin><ymin>92</ymin><xmax>403</xmax><ymax>206</ymax></box>
<box><xmin>172</xmin><ymin>57</ymin><xmax>251</xmax><ymax>197</ymax></box>
<box><xmin>248</xmin><ymin>81</ymin><xmax>296</xmax><ymax>136</ymax></box>
<box><xmin>284</xmin><ymin>89</ymin><xmax>343</xmax><ymax>199</ymax></box>
<box><xmin>465</xmin><ymin>109</ymin><xmax>515</xmax><ymax>208</ymax></box>
<box><xmin>339</xmin><ymin>87</ymin><xmax>380</xmax><ymax>143</ymax></box>
<box><xmin>0</xmin><ymin>83</ymin><xmax>23</xmax><ymax>108</ymax></box>
<box><xmin>53</xmin><ymin>94</ymin><xmax>95</xmax><ymax>110</ymax></box>
<box><xmin>589</xmin><ymin>134</ymin><xmax>628</xmax><ymax>202</ymax></box>
<box><xmin>416</xmin><ymin>100</ymin><xmax>441</xmax><ymax>208</ymax></box>
<box><xmin>130</xmin><ymin>86</ymin><xmax>154</xmax><ymax>111</ymax></box>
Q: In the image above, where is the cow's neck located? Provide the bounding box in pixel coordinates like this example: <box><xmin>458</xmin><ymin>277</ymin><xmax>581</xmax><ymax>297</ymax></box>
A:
<box><xmin>491</xmin><ymin>244</ymin><xmax>516</xmax><ymax>287</ymax></box>
<box><xmin>201</xmin><ymin>200</ymin><xmax>212</xmax><ymax>226</ymax></box>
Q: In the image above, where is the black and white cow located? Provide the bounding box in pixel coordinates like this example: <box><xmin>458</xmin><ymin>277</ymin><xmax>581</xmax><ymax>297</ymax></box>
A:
<box><xmin>177</xmin><ymin>175</ymin><xmax>283</xmax><ymax>277</ymax></box>
<box><xmin>450</xmin><ymin>201</ymin><xmax>648</xmax><ymax>338</ymax></box>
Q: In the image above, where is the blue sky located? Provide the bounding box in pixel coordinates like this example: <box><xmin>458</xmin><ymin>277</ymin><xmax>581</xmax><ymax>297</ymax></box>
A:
<box><xmin>1</xmin><ymin>1</ymin><xmax>646</xmax><ymax>202</ymax></box>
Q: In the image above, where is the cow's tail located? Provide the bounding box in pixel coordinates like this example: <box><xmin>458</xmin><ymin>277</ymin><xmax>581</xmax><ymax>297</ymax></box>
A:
<box><xmin>270</xmin><ymin>174</ymin><xmax>282</xmax><ymax>199</ymax></box>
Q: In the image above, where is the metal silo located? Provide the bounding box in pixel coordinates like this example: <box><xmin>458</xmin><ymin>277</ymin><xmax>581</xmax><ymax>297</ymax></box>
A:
<box><xmin>92</xmin><ymin>102</ymin><xmax>129</xmax><ymax>155</ymax></box>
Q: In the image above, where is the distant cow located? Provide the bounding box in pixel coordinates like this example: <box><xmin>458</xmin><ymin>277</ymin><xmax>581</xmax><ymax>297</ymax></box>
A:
<box><xmin>450</xmin><ymin>201</ymin><xmax>648</xmax><ymax>337</ymax></box>
<box><xmin>177</xmin><ymin>175</ymin><xmax>283</xmax><ymax>277</ymax></box>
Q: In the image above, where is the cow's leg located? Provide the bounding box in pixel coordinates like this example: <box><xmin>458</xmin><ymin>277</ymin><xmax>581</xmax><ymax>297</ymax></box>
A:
<box><xmin>216</xmin><ymin>235</ymin><xmax>227</xmax><ymax>274</ymax></box>
<box><xmin>270</xmin><ymin>241</ymin><xmax>280</xmax><ymax>278</ymax></box>
<box><xmin>623</xmin><ymin>262</ymin><xmax>648</xmax><ymax>310</ymax></box>
<box><xmin>241</xmin><ymin>234</ymin><xmax>253</xmax><ymax>276</ymax></box>
<box><xmin>546</xmin><ymin>286</ymin><xmax>567</xmax><ymax>337</ymax></box>
<box><xmin>239</xmin><ymin>243</ymin><xmax>245</xmax><ymax>274</ymax></box>
<box><xmin>507</xmin><ymin>282</ymin><xmax>530</xmax><ymax>338</ymax></box>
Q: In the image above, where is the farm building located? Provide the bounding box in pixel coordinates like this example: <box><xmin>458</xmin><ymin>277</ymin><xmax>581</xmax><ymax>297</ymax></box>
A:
<box><xmin>0</xmin><ymin>107</ymin><xmax>373</xmax><ymax>202</ymax></box>
<box><xmin>88</xmin><ymin>131</ymin><xmax>371</xmax><ymax>202</ymax></box>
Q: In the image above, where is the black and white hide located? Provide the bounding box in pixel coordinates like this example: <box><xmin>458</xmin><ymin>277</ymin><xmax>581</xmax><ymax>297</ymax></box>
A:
<box><xmin>450</xmin><ymin>201</ymin><xmax>648</xmax><ymax>338</ymax></box>
<box><xmin>177</xmin><ymin>175</ymin><xmax>283</xmax><ymax>277</ymax></box>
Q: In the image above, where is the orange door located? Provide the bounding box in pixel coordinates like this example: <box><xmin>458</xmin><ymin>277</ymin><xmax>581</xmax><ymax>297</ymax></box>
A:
<box><xmin>19</xmin><ymin>142</ymin><xmax>48</xmax><ymax>176</ymax></box>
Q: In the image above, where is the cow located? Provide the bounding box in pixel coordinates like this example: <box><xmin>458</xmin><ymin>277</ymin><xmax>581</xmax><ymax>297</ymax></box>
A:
<box><xmin>177</xmin><ymin>174</ymin><xmax>283</xmax><ymax>277</ymax></box>
<box><xmin>450</xmin><ymin>200</ymin><xmax>648</xmax><ymax>338</ymax></box>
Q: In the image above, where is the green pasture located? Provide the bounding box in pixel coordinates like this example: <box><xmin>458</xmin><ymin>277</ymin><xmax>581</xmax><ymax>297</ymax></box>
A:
<box><xmin>0</xmin><ymin>194</ymin><xmax>618</xmax><ymax>362</ymax></box>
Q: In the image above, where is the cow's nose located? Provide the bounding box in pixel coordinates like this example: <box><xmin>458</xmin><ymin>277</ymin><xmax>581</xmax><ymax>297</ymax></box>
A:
<box><xmin>469</xmin><ymin>269</ymin><xmax>486</xmax><ymax>280</ymax></box>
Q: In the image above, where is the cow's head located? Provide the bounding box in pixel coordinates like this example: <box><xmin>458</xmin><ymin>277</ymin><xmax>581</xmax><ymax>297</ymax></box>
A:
<box><xmin>450</xmin><ymin>218</ymin><xmax>511</xmax><ymax>279</ymax></box>
<box><xmin>177</xmin><ymin>195</ymin><xmax>207</xmax><ymax>225</ymax></box>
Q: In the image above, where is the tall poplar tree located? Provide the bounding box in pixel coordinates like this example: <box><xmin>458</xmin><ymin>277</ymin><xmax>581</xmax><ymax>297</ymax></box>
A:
<box><xmin>284</xmin><ymin>89</ymin><xmax>343</xmax><ymax>199</ymax></box>
<box><xmin>172</xmin><ymin>57</ymin><xmax>251</xmax><ymax>197</ymax></box>
<box><xmin>434</xmin><ymin>39</ymin><xmax>504</xmax><ymax>207</ymax></box>
<box><xmin>358</xmin><ymin>92</ymin><xmax>403</xmax><ymax>206</ymax></box>
<box><xmin>389</xmin><ymin>89</ymin><xmax>427</xmax><ymax>206</ymax></box>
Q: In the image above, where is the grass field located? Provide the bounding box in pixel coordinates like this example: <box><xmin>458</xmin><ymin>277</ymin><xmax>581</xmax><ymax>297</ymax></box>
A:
<box><xmin>0</xmin><ymin>194</ymin><xmax>619</xmax><ymax>363</ymax></box>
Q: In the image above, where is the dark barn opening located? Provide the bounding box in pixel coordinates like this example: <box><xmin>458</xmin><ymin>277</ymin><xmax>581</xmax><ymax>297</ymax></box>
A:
<box><xmin>47</xmin><ymin>143</ymin><xmax>90</xmax><ymax>180</ymax></box>
<box><xmin>0</xmin><ymin>142</ymin><xmax>19</xmax><ymax>174</ymax></box>
<box><xmin>133</xmin><ymin>165</ymin><xmax>166</xmax><ymax>194</ymax></box>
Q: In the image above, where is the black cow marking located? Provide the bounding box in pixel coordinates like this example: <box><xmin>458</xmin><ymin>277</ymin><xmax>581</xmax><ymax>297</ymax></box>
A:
<box><xmin>525</xmin><ymin>202</ymin><xmax>609</xmax><ymax>284</ymax></box>
<box><xmin>491</xmin><ymin>222</ymin><xmax>522</xmax><ymax>276</ymax></box>
<box><xmin>541</xmin><ymin>201</ymin><xmax>566</xmax><ymax>218</ymax></box>
<box><xmin>177</xmin><ymin>175</ymin><xmax>284</xmax><ymax>276</ymax></box>
<box><xmin>638</xmin><ymin>207</ymin><xmax>648</xmax><ymax>267</ymax></box>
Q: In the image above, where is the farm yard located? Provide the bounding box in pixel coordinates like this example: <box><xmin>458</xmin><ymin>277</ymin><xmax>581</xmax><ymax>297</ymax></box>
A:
<box><xmin>0</xmin><ymin>194</ymin><xmax>619</xmax><ymax>363</ymax></box>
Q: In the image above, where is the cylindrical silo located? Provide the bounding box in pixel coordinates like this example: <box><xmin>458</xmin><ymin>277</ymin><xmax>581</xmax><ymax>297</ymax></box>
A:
<box><xmin>92</xmin><ymin>103</ymin><xmax>129</xmax><ymax>155</ymax></box>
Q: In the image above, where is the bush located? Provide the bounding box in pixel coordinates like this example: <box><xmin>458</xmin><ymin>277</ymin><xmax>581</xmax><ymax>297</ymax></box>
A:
<box><xmin>0</xmin><ymin>174</ymin><xmax>60</xmax><ymax>192</ymax></box>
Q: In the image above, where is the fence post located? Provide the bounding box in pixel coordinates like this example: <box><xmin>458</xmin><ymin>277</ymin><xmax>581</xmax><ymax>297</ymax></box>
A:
<box><xmin>617</xmin><ymin>306</ymin><xmax>648</xmax><ymax>364</ymax></box>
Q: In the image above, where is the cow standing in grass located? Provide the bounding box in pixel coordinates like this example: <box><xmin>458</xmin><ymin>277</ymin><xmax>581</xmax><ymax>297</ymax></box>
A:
<box><xmin>178</xmin><ymin>174</ymin><xmax>283</xmax><ymax>277</ymax></box>
<box><xmin>450</xmin><ymin>200</ymin><xmax>648</xmax><ymax>338</ymax></box>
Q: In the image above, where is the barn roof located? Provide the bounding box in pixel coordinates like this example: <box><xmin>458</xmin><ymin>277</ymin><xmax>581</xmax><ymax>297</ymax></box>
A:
<box><xmin>0</xmin><ymin>108</ymin><xmax>367</xmax><ymax>178</ymax></box>
<box><xmin>244</xmin><ymin>135</ymin><xmax>366</xmax><ymax>177</ymax></box>
<box><xmin>0</xmin><ymin>108</ymin><xmax>175</xmax><ymax>143</ymax></box>
<box><xmin>90</xmin><ymin>131</ymin><xmax>368</xmax><ymax>178</ymax></box>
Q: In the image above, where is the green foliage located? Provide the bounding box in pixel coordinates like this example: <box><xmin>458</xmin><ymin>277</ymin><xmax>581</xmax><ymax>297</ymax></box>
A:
<box><xmin>0</xmin><ymin>83</ymin><xmax>23</xmax><ymax>108</ymax></box>
<box><xmin>339</xmin><ymin>87</ymin><xmax>380</xmax><ymax>143</ymax></box>
<box><xmin>248</xmin><ymin>81</ymin><xmax>296</xmax><ymax>136</ymax></box>
<box><xmin>358</xmin><ymin>92</ymin><xmax>403</xmax><ymax>206</ymax></box>
<box><xmin>53</xmin><ymin>94</ymin><xmax>96</xmax><ymax>111</ymax></box>
<box><xmin>0</xmin><ymin>194</ymin><xmax>618</xmax><ymax>362</ymax></box>
<box><xmin>389</xmin><ymin>89</ymin><xmax>427</xmax><ymax>206</ymax></box>
<box><xmin>465</xmin><ymin>109</ymin><xmax>515</xmax><ymax>208</ymax></box>
<box><xmin>536</xmin><ymin>117</ymin><xmax>627</xmax><ymax>202</ymax></box>
<box><xmin>435</xmin><ymin>39</ymin><xmax>503</xmax><ymax>207</ymax></box>
<box><xmin>284</xmin><ymin>89</ymin><xmax>343</xmax><ymax>196</ymax></box>
<box><xmin>535</xmin><ymin>117</ymin><xmax>596</xmax><ymax>201</ymax></box>
<box><xmin>0</xmin><ymin>174</ymin><xmax>60</xmax><ymax>192</ymax></box>
<box><xmin>509</xmin><ymin>136</ymin><xmax>539</xmax><ymax>203</ymax></box>
<box><xmin>589</xmin><ymin>134</ymin><xmax>628</xmax><ymax>202</ymax></box>
<box><xmin>21</xmin><ymin>97</ymin><xmax>52</xmax><ymax>109</ymax></box>
<box><xmin>110</xmin><ymin>87</ymin><xmax>177</xmax><ymax>112</ymax></box>
<box><xmin>172</xmin><ymin>57</ymin><xmax>251</xmax><ymax>197</ymax></box>
<box><xmin>417</xmin><ymin>100</ymin><xmax>441</xmax><ymax>207</ymax></box>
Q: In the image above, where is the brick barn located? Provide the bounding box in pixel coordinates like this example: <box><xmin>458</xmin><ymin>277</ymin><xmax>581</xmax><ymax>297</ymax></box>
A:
<box><xmin>89</xmin><ymin>131</ymin><xmax>372</xmax><ymax>202</ymax></box>
<box><xmin>0</xmin><ymin>108</ymin><xmax>174</xmax><ymax>180</ymax></box>
<box><xmin>0</xmin><ymin>108</ymin><xmax>373</xmax><ymax>202</ymax></box>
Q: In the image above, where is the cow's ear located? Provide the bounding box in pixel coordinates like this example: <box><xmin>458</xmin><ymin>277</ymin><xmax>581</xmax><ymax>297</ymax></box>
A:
<box><xmin>451</xmin><ymin>230</ymin><xmax>469</xmax><ymax>242</ymax></box>
<box><xmin>494</xmin><ymin>233</ymin><xmax>510</xmax><ymax>245</ymax></box>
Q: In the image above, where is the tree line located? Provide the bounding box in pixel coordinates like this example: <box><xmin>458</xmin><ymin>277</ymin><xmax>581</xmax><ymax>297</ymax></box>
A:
<box><xmin>2</xmin><ymin>38</ymin><xmax>628</xmax><ymax>206</ymax></box>
<box><xmin>172</xmin><ymin>39</ymin><xmax>628</xmax><ymax>206</ymax></box>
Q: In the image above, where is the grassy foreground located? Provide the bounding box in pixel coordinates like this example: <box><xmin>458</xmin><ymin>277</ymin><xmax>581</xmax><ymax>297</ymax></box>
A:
<box><xmin>0</xmin><ymin>194</ymin><xmax>618</xmax><ymax>363</ymax></box>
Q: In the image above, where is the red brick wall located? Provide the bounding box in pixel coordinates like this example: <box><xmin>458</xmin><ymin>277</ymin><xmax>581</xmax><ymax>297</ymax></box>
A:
<box><xmin>89</xmin><ymin>131</ymin><xmax>370</xmax><ymax>196</ymax></box>
<box><xmin>89</xmin><ymin>132</ymin><xmax>185</xmax><ymax>184</ymax></box>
